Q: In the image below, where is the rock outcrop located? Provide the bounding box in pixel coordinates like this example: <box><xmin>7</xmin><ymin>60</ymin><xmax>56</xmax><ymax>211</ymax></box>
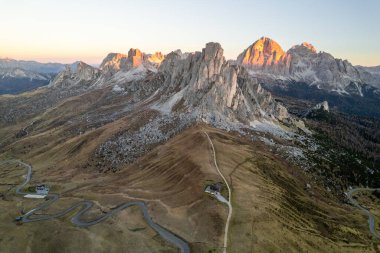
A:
<box><xmin>127</xmin><ymin>48</ymin><xmax>143</xmax><ymax>68</ymax></box>
<box><xmin>157</xmin><ymin>42</ymin><xmax>290</xmax><ymax>124</ymax></box>
<box><xmin>99</xmin><ymin>49</ymin><xmax>144</xmax><ymax>73</ymax></box>
<box><xmin>313</xmin><ymin>101</ymin><xmax>329</xmax><ymax>112</ymax></box>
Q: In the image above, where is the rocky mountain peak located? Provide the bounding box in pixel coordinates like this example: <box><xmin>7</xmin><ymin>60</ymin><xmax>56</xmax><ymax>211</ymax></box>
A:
<box><xmin>128</xmin><ymin>48</ymin><xmax>143</xmax><ymax>67</ymax></box>
<box><xmin>49</xmin><ymin>61</ymin><xmax>100</xmax><ymax>88</ymax></box>
<box><xmin>197</xmin><ymin>42</ymin><xmax>225</xmax><ymax>88</ymax></box>
<box><xmin>75</xmin><ymin>61</ymin><xmax>100</xmax><ymax>81</ymax></box>
<box><xmin>203</xmin><ymin>42</ymin><xmax>224</xmax><ymax>62</ymax></box>
<box><xmin>148</xmin><ymin>52</ymin><xmax>165</xmax><ymax>64</ymax></box>
<box><xmin>255</xmin><ymin>37</ymin><xmax>286</xmax><ymax>57</ymax></box>
<box><xmin>237</xmin><ymin>37</ymin><xmax>288</xmax><ymax>67</ymax></box>
<box><xmin>301</xmin><ymin>42</ymin><xmax>317</xmax><ymax>53</ymax></box>
<box><xmin>288</xmin><ymin>42</ymin><xmax>317</xmax><ymax>56</ymax></box>
<box><xmin>100</xmin><ymin>53</ymin><xmax>128</xmax><ymax>73</ymax></box>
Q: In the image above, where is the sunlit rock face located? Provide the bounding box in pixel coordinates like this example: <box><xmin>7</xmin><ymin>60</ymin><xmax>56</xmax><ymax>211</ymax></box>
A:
<box><xmin>237</xmin><ymin>37</ymin><xmax>291</xmax><ymax>75</ymax></box>
<box><xmin>288</xmin><ymin>42</ymin><xmax>317</xmax><ymax>57</ymax></box>
<box><xmin>99</xmin><ymin>49</ymin><xmax>144</xmax><ymax>72</ymax></box>
<box><xmin>301</xmin><ymin>42</ymin><xmax>317</xmax><ymax>53</ymax></box>
<box><xmin>99</xmin><ymin>53</ymin><xmax>128</xmax><ymax>73</ymax></box>
<box><xmin>100</xmin><ymin>49</ymin><xmax>166</xmax><ymax>74</ymax></box>
<box><xmin>128</xmin><ymin>48</ymin><xmax>143</xmax><ymax>67</ymax></box>
<box><xmin>148</xmin><ymin>52</ymin><xmax>165</xmax><ymax>64</ymax></box>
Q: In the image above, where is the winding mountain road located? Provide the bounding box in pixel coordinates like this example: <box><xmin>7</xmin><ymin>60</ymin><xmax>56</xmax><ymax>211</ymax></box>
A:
<box><xmin>346</xmin><ymin>188</ymin><xmax>380</xmax><ymax>240</ymax></box>
<box><xmin>5</xmin><ymin>159</ymin><xmax>190</xmax><ymax>253</ymax></box>
<box><xmin>203</xmin><ymin>131</ymin><xmax>232</xmax><ymax>253</ymax></box>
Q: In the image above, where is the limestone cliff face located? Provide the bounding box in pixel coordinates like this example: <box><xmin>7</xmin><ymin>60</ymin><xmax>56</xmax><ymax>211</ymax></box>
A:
<box><xmin>158</xmin><ymin>42</ymin><xmax>289</xmax><ymax>123</ymax></box>
<box><xmin>127</xmin><ymin>48</ymin><xmax>143</xmax><ymax>67</ymax></box>
<box><xmin>237</xmin><ymin>37</ymin><xmax>378</xmax><ymax>94</ymax></box>
<box><xmin>76</xmin><ymin>61</ymin><xmax>101</xmax><ymax>81</ymax></box>
<box><xmin>99</xmin><ymin>53</ymin><xmax>128</xmax><ymax>73</ymax></box>
<box><xmin>147</xmin><ymin>52</ymin><xmax>165</xmax><ymax>65</ymax></box>
<box><xmin>237</xmin><ymin>37</ymin><xmax>292</xmax><ymax>75</ymax></box>
<box><xmin>99</xmin><ymin>49</ymin><xmax>143</xmax><ymax>73</ymax></box>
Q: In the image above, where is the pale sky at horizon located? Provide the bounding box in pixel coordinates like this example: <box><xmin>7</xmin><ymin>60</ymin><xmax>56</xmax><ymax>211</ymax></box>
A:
<box><xmin>1</xmin><ymin>0</ymin><xmax>379</xmax><ymax>66</ymax></box>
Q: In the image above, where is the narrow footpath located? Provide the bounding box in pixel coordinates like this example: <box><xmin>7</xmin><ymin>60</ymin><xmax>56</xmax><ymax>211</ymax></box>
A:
<box><xmin>203</xmin><ymin>131</ymin><xmax>232</xmax><ymax>253</ymax></box>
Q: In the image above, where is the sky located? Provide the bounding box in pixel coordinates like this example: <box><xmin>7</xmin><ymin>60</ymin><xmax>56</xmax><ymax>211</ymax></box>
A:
<box><xmin>0</xmin><ymin>0</ymin><xmax>379</xmax><ymax>66</ymax></box>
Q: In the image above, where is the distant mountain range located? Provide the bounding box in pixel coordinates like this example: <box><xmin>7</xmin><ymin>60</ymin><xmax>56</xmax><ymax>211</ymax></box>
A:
<box><xmin>1</xmin><ymin>38</ymin><xmax>380</xmax><ymax>118</ymax></box>
<box><xmin>357</xmin><ymin>65</ymin><xmax>380</xmax><ymax>78</ymax></box>
<box><xmin>0</xmin><ymin>58</ymin><xmax>78</xmax><ymax>94</ymax></box>
<box><xmin>0</xmin><ymin>58</ymin><xmax>70</xmax><ymax>73</ymax></box>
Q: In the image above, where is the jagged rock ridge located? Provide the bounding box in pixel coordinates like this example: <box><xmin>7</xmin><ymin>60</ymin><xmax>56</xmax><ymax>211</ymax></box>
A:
<box><xmin>155</xmin><ymin>42</ymin><xmax>291</xmax><ymax>124</ymax></box>
<box><xmin>95</xmin><ymin>42</ymin><xmax>298</xmax><ymax>168</ymax></box>
<box><xmin>44</xmin><ymin>42</ymin><xmax>294</xmax><ymax>128</ymax></box>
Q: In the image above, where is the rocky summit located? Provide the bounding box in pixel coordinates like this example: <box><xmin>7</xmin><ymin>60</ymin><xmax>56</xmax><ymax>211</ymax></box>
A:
<box><xmin>237</xmin><ymin>37</ymin><xmax>291</xmax><ymax>75</ymax></box>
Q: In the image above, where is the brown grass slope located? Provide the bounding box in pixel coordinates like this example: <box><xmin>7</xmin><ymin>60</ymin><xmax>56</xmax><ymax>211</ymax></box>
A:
<box><xmin>1</xmin><ymin>123</ymin><xmax>379</xmax><ymax>252</ymax></box>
